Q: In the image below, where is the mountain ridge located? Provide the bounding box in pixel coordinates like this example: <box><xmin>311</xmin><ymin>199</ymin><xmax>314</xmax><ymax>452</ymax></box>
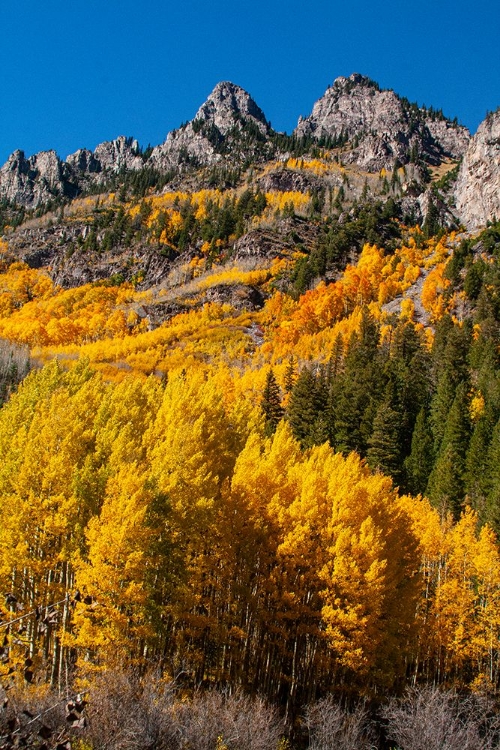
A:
<box><xmin>0</xmin><ymin>75</ymin><xmax>471</xmax><ymax>206</ymax></box>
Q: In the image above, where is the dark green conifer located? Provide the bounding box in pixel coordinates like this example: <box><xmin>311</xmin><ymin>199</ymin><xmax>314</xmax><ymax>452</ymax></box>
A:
<box><xmin>287</xmin><ymin>367</ymin><xmax>328</xmax><ymax>448</ymax></box>
<box><xmin>405</xmin><ymin>408</ymin><xmax>434</xmax><ymax>496</ymax></box>
<box><xmin>482</xmin><ymin>418</ymin><xmax>500</xmax><ymax>534</ymax></box>
<box><xmin>427</xmin><ymin>383</ymin><xmax>471</xmax><ymax>519</ymax></box>
<box><xmin>284</xmin><ymin>356</ymin><xmax>297</xmax><ymax>394</ymax></box>
<box><xmin>366</xmin><ymin>400</ymin><xmax>404</xmax><ymax>484</ymax></box>
<box><xmin>261</xmin><ymin>369</ymin><xmax>284</xmax><ymax>436</ymax></box>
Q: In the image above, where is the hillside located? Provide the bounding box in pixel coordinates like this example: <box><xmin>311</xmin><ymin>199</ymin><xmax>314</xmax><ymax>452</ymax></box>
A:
<box><xmin>2</xmin><ymin>74</ymin><xmax>500</xmax><ymax>749</ymax></box>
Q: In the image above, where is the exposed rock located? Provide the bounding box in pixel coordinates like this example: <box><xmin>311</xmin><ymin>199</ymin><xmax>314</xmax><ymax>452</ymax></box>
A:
<box><xmin>193</xmin><ymin>81</ymin><xmax>269</xmax><ymax>136</ymax></box>
<box><xmin>259</xmin><ymin>168</ymin><xmax>316</xmax><ymax>193</ymax></box>
<box><xmin>66</xmin><ymin>136</ymin><xmax>143</xmax><ymax>179</ymax></box>
<box><xmin>424</xmin><ymin>118</ymin><xmax>469</xmax><ymax>160</ymax></box>
<box><xmin>0</xmin><ymin>137</ymin><xmax>144</xmax><ymax>209</ymax></box>
<box><xmin>454</xmin><ymin>109</ymin><xmax>500</xmax><ymax>229</ymax></box>
<box><xmin>0</xmin><ymin>149</ymin><xmax>77</xmax><ymax>207</ymax></box>
<box><xmin>233</xmin><ymin>218</ymin><xmax>320</xmax><ymax>260</ymax></box>
<box><xmin>418</xmin><ymin>188</ymin><xmax>458</xmax><ymax>229</ymax></box>
<box><xmin>295</xmin><ymin>73</ymin><xmax>469</xmax><ymax>172</ymax></box>
<box><xmin>5</xmin><ymin>221</ymin><xmax>175</xmax><ymax>288</ymax></box>
<box><xmin>149</xmin><ymin>82</ymin><xmax>272</xmax><ymax>172</ymax></box>
<box><xmin>144</xmin><ymin>283</ymin><xmax>265</xmax><ymax>329</ymax></box>
<box><xmin>65</xmin><ymin>148</ymin><xmax>101</xmax><ymax>175</ymax></box>
<box><xmin>92</xmin><ymin>136</ymin><xmax>143</xmax><ymax>172</ymax></box>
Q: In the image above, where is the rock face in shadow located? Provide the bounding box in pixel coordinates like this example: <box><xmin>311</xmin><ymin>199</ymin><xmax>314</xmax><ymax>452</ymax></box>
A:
<box><xmin>454</xmin><ymin>110</ymin><xmax>500</xmax><ymax>229</ymax></box>
<box><xmin>295</xmin><ymin>73</ymin><xmax>469</xmax><ymax>171</ymax></box>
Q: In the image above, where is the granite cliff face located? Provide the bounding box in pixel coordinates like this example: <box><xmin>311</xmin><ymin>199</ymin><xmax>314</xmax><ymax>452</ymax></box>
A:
<box><xmin>0</xmin><ymin>83</ymin><xmax>272</xmax><ymax>207</ymax></box>
<box><xmin>295</xmin><ymin>74</ymin><xmax>470</xmax><ymax>171</ymax></box>
<box><xmin>192</xmin><ymin>81</ymin><xmax>269</xmax><ymax>136</ymax></box>
<box><xmin>66</xmin><ymin>136</ymin><xmax>143</xmax><ymax>180</ymax></box>
<box><xmin>454</xmin><ymin>109</ymin><xmax>500</xmax><ymax>229</ymax></box>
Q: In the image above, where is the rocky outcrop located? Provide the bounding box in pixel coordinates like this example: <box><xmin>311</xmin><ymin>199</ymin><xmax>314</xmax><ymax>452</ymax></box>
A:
<box><xmin>0</xmin><ymin>149</ymin><xmax>78</xmax><ymax>207</ymax></box>
<box><xmin>0</xmin><ymin>76</ymin><xmax>474</xmax><ymax>212</ymax></box>
<box><xmin>66</xmin><ymin>136</ymin><xmax>143</xmax><ymax>178</ymax></box>
<box><xmin>259</xmin><ymin>168</ymin><xmax>317</xmax><ymax>193</ymax></box>
<box><xmin>193</xmin><ymin>81</ymin><xmax>269</xmax><ymax>136</ymax></box>
<box><xmin>454</xmin><ymin>109</ymin><xmax>500</xmax><ymax>229</ymax></box>
<box><xmin>6</xmin><ymin>221</ymin><xmax>176</xmax><ymax>288</ymax></box>
<box><xmin>65</xmin><ymin>148</ymin><xmax>101</xmax><ymax>175</ymax></box>
<box><xmin>149</xmin><ymin>82</ymin><xmax>272</xmax><ymax>171</ymax></box>
<box><xmin>424</xmin><ymin>118</ymin><xmax>469</xmax><ymax>160</ymax></box>
<box><xmin>0</xmin><ymin>136</ymin><xmax>144</xmax><ymax>208</ymax></box>
<box><xmin>233</xmin><ymin>217</ymin><xmax>320</xmax><ymax>260</ymax></box>
<box><xmin>295</xmin><ymin>73</ymin><xmax>469</xmax><ymax>172</ymax></box>
<box><xmin>0</xmin><ymin>83</ymin><xmax>274</xmax><ymax>209</ymax></box>
<box><xmin>93</xmin><ymin>136</ymin><xmax>143</xmax><ymax>172</ymax></box>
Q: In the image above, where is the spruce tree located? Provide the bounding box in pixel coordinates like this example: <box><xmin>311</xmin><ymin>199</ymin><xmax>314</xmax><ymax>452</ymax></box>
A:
<box><xmin>464</xmin><ymin>413</ymin><xmax>494</xmax><ymax>518</ymax></box>
<box><xmin>427</xmin><ymin>383</ymin><xmax>471</xmax><ymax>519</ymax></box>
<box><xmin>261</xmin><ymin>369</ymin><xmax>284</xmax><ymax>436</ymax></box>
<box><xmin>483</xmin><ymin>418</ymin><xmax>500</xmax><ymax>534</ymax></box>
<box><xmin>284</xmin><ymin>356</ymin><xmax>297</xmax><ymax>394</ymax></box>
<box><xmin>366</xmin><ymin>400</ymin><xmax>404</xmax><ymax>485</ymax></box>
<box><xmin>405</xmin><ymin>408</ymin><xmax>434</xmax><ymax>495</ymax></box>
<box><xmin>287</xmin><ymin>368</ymin><xmax>317</xmax><ymax>447</ymax></box>
<box><xmin>287</xmin><ymin>367</ymin><xmax>328</xmax><ymax>448</ymax></box>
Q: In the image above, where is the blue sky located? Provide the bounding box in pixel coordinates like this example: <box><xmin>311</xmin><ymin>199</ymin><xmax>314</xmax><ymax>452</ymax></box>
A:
<box><xmin>1</xmin><ymin>0</ymin><xmax>499</xmax><ymax>166</ymax></box>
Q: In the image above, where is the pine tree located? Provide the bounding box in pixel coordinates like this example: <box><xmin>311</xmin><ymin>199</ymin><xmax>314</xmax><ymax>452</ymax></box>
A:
<box><xmin>464</xmin><ymin>413</ymin><xmax>494</xmax><ymax>519</ymax></box>
<box><xmin>287</xmin><ymin>367</ymin><xmax>328</xmax><ymax>448</ymax></box>
<box><xmin>484</xmin><ymin>418</ymin><xmax>500</xmax><ymax>534</ymax></box>
<box><xmin>284</xmin><ymin>356</ymin><xmax>297</xmax><ymax>393</ymax></box>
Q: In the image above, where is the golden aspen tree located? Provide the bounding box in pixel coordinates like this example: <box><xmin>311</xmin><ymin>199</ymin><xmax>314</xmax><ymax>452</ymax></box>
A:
<box><xmin>72</xmin><ymin>466</ymin><xmax>170</xmax><ymax>672</ymax></box>
<box><xmin>0</xmin><ymin>361</ymin><xmax>105</xmax><ymax>685</ymax></box>
<box><xmin>143</xmin><ymin>369</ymin><xmax>250</xmax><ymax>680</ymax></box>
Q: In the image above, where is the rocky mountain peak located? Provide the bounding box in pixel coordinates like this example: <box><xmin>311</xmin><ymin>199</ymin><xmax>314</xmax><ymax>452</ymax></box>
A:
<box><xmin>295</xmin><ymin>73</ymin><xmax>469</xmax><ymax>172</ymax></box>
<box><xmin>454</xmin><ymin>108</ymin><xmax>500</xmax><ymax>229</ymax></box>
<box><xmin>193</xmin><ymin>81</ymin><xmax>270</xmax><ymax>136</ymax></box>
<box><xmin>93</xmin><ymin>135</ymin><xmax>143</xmax><ymax>172</ymax></box>
<box><xmin>149</xmin><ymin>81</ymin><xmax>272</xmax><ymax>172</ymax></box>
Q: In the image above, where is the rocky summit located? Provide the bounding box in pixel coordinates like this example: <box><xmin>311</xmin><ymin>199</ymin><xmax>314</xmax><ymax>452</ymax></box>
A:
<box><xmin>295</xmin><ymin>73</ymin><xmax>470</xmax><ymax>171</ymax></box>
<box><xmin>149</xmin><ymin>81</ymin><xmax>273</xmax><ymax>172</ymax></box>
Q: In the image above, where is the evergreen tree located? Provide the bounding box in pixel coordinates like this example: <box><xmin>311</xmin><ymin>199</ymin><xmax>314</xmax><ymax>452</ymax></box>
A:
<box><xmin>284</xmin><ymin>356</ymin><xmax>297</xmax><ymax>394</ymax></box>
<box><xmin>483</xmin><ymin>418</ymin><xmax>500</xmax><ymax>534</ymax></box>
<box><xmin>261</xmin><ymin>369</ymin><xmax>284</xmax><ymax>436</ymax></box>
<box><xmin>405</xmin><ymin>408</ymin><xmax>434</xmax><ymax>496</ymax></box>
<box><xmin>464</xmin><ymin>412</ymin><xmax>495</xmax><ymax>519</ymax></box>
<box><xmin>287</xmin><ymin>367</ymin><xmax>328</xmax><ymax>448</ymax></box>
<box><xmin>430</xmin><ymin>371</ymin><xmax>456</xmax><ymax>454</ymax></box>
<box><xmin>328</xmin><ymin>333</ymin><xmax>344</xmax><ymax>379</ymax></box>
<box><xmin>366</xmin><ymin>400</ymin><xmax>404</xmax><ymax>485</ymax></box>
<box><xmin>427</xmin><ymin>383</ymin><xmax>471</xmax><ymax>519</ymax></box>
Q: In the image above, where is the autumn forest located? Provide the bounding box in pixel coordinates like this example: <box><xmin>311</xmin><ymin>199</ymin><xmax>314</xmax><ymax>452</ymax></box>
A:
<box><xmin>2</xmin><ymin>77</ymin><xmax>500</xmax><ymax>748</ymax></box>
